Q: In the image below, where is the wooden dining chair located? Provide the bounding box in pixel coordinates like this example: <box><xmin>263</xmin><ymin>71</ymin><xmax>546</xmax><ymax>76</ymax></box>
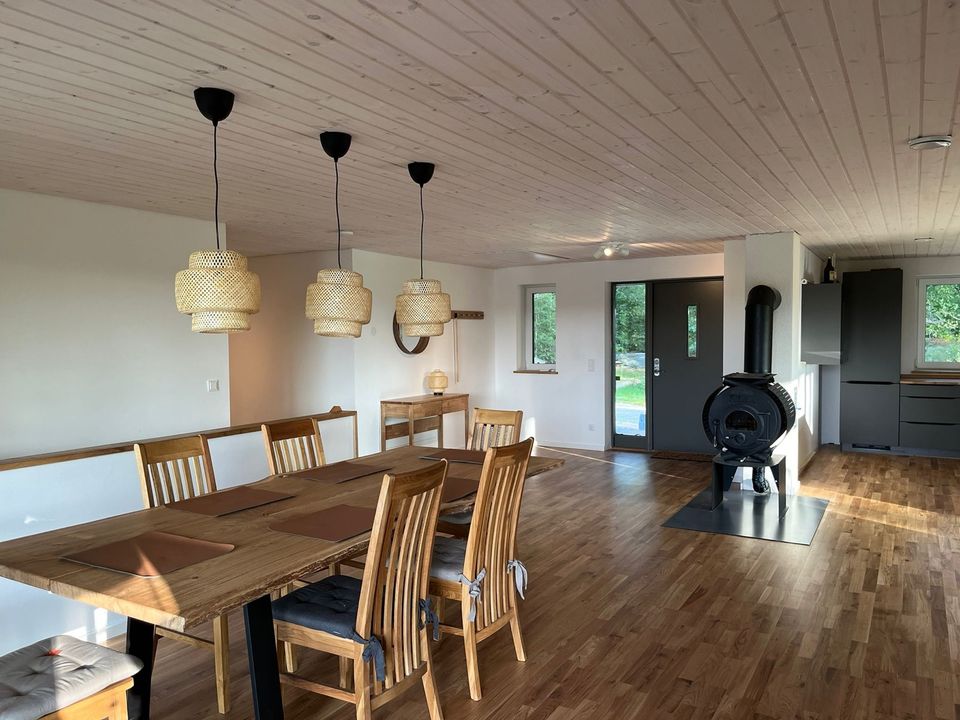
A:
<box><xmin>132</xmin><ymin>435</ymin><xmax>230</xmax><ymax>714</ymax></box>
<box><xmin>272</xmin><ymin>461</ymin><xmax>448</xmax><ymax>720</ymax></box>
<box><xmin>261</xmin><ymin>417</ymin><xmax>326</xmax><ymax>475</ymax></box>
<box><xmin>468</xmin><ymin>408</ymin><xmax>523</xmax><ymax>451</ymax></box>
<box><xmin>436</xmin><ymin>408</ymin><xmax>524</xmax><ymax>538</ymax></box>
<box><xmin>428</xmin><ymin>438</ymin><xmax>534</xmax><ymax>701</ymax></box>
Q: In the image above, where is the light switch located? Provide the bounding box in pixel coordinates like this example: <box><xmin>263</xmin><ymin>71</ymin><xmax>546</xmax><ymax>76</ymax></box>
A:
<box><xmin>587</xmin><ymin>358</ymin><xmax>596</xmax><ymax>372</ymax></box>
<box><xmin>206</xmin><ymin>379</ymin><xmax>220</xmax><ymax>392</ymax></box>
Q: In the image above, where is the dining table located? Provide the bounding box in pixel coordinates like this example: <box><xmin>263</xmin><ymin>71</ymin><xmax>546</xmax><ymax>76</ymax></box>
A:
<box><xmin>0</xmin><ymin>444</ymin><xmax>564</xmax><ymax>720</ymax></box>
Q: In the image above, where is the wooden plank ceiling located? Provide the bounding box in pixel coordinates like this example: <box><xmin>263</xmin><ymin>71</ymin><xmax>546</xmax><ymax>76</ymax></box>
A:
<box><xmin>2</xmin><ymin>0</ymin><xmax>960</xmax><ymax>267</ymax></box>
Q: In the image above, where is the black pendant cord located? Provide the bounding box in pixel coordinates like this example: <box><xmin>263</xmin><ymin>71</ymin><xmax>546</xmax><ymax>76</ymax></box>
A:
<box><xmin>335</xmin><ymin>158</ymin><xmax>342</xmax><ymax>270</ymax></box>
<box><xmin>213</xmin><ymin>123</ymin><xmax>221</xmax><ymax>251</ymax></box>
<box><xmin>419</xmin><ymin>184</ymin><xmax>424</xmax><ymax>279</ymax></box>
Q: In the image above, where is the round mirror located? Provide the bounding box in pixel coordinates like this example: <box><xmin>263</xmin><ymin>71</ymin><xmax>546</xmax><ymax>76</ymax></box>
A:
<box><xmin>393</xmin><ymin>312</ymin><xmax>429</xmax><ymax>355</ymax></box>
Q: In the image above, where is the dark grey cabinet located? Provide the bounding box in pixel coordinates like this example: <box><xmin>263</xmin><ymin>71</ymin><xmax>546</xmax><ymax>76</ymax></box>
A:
<box><xmin>899</xmin><ymin>383</ymin><xmax>960</xmax><ymax>452</ymax></box>
<box><xmin>801</xmin><ymin>283</ymin><xmax>841</xmax><ymax>364</ymax></box>
<box><xmin>840</xmin><ymin>269</ymin><xmax>902</xmax><ymax>448</ymax></box>
<box><xmin>840</xmin><ymin>269</ymin><xmax>902</xmax><ymax>383</ymax></box>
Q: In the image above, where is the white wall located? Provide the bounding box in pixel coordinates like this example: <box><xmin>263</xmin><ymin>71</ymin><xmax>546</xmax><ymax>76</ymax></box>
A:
<box><xmin>228</xmin><ymin>249</ymin><xmax>497</xmax><ymax>456</ymax></box>
<box><xmin>350</xmin><ymin>250</ymin><xmax>495</xmax><ymax>455</ymax></box>
<box><xmin>228</xmin><ymin>250</ymin><xmax>356</xmax><ymax>424</ymax></box>
<box><xmin>0</xmin><ymin>189</ymin><xmax>231</xmax><ymax>456</ymax></box>
<box><xmin>492</xmin><ymin>254</ymin><xmax>724</xmax><ymax>450</ymax></box>
<box><xmin>0</xmin><ymin>189</ymin><xmax>247</xmax><ymax>653</ymax></box>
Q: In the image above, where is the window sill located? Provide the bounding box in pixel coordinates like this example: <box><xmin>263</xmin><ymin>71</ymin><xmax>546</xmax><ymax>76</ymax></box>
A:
<box><xmin>513</xmin><ymin>369</ymin><xmax>558</xmax><ymax>375</ymax></box>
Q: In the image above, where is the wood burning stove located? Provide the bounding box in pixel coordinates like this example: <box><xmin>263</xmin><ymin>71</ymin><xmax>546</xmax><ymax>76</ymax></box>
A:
<box><xmin>702</xmin><ymin>285</ymin><xmax>796</xmax><ymax>491</ymax></box>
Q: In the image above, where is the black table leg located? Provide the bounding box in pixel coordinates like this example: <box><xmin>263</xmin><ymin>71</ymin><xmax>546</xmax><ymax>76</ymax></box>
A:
<box><xmin>125</xmin><ymin>618</ymin><xmax>157</xmax><ymax>720</ymax></box>
<box><xmin>244</xmin><ymin>594</ymin><xmax>285</xmax><ymax>720</ymax></box>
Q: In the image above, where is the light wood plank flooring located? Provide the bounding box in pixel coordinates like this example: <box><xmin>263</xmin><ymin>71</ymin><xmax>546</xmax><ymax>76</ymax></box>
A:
<box><xmin>138</xmin><ymin>446</ymin><xmax>960</xmax><ymax>719</ymax></box>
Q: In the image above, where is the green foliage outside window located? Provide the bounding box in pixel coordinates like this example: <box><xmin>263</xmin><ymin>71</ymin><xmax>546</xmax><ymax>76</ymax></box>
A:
<box><xmin>532</xmin><ymin>291</ymin><xmax>556</xmax><ymax>364</ymax></box>
<box><xmin>924</xmin><ymin>282</ymin><xmax>960</xmax><ymax>363</ymax></box>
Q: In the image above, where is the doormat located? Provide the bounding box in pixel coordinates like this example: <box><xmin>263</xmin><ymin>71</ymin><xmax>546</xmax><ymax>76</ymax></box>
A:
<box><xmin>651</xmin><ymin>451</ymin><xmax>714</xmax><ymax>463</ymax></box>
<box><xmin>663</xmin><ymin>489</ymin><xmax>828</xmax><ymax>545</ymax></box>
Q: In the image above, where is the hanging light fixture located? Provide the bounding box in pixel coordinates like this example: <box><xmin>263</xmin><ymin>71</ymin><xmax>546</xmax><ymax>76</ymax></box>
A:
<box><xmin>175</xmin><ymin>88</ymin><xmax>260</xmax><ymax>333</ymax></box>
<box><xmin>305</xmin><ymin>132</ymin><xmax>372</xmax><ymax>338</ymax></box>
<box><xmin>395</xmin><ymin>162</ymin><xmax>451</xmax><ymax>337</ymax></box>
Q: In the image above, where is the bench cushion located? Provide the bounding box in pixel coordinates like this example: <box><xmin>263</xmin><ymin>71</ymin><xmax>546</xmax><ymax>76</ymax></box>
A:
<box><xmin>0</xmin><ymin>635</ymin><xmax>142</xmax><ymax>720</ymax></box>
<box><xmin>273</xmin><ymin>575</ymin><xmax>362</xmax><ymax>639</ymax></box>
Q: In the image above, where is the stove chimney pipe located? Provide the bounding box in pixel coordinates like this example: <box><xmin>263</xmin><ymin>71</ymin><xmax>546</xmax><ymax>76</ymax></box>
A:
<box><xmin>744</xmin><ymin>285</ymin><xmax>781</xmax><ymax>374</ymax></box>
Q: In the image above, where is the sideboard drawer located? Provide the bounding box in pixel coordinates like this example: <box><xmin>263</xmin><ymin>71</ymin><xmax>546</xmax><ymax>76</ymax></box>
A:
<box><xmin>899</xmin><ymin>422</ymin><xmax>960</xmax><ymax>452</ymax></box>
<box><xmin>441</xmin><ymin>395</ymin><xmax>468</xmax><ymax>413</ymax></box>
<box><xmin>900</xmin><ymin>395</ymin><xmax>960</xmax><ymax>424</ymax></box>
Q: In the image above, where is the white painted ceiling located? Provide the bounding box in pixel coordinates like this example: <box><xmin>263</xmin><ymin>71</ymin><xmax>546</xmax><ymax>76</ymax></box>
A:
<box><xmin>2</xmin><ymin>0</ymin><xmax>960</xmax><ymax>266</ymax></box>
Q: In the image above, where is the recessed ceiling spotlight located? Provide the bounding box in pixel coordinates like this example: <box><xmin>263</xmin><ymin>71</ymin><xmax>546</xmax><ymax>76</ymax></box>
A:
<box><xmin>908</xmin><ymin>135</ymin><xmax>952</xmax><ymax>150</ymax></box>
<box><xmin>915</xmin><ymin>236</ymin><xmax>934</xmax><ymax>242</ymax></box>
<box><xmin>593</xmin><ymin>241</ymin><xmax>630</xmax><ymax>259</ymax></box>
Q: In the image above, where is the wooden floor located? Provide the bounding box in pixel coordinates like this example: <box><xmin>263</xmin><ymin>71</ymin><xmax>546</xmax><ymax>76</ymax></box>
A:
<box><xmin>141</xmin><ymin>446</ymin><xmax>960</xmax><ymax>719</ymax></box>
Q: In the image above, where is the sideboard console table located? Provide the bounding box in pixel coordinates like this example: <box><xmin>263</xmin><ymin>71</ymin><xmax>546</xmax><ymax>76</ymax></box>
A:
<box><xmin>380</xmin><ymin>393</ymin><xmax>469</xmax><ymax>451</ymax></box>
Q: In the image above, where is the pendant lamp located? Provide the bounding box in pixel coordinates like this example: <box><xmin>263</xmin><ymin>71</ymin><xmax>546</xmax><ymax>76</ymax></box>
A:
<box><xmin>305</xmin><ymin>132</ymin><xmax>372</xmax><ymax>337</ymax></box>
<box><xmin>175</xmin><ymin>88</ymin><xmax>260</xmax><ymax>333</ymax></box>
<box><xmin>395</xmin><ymin>162</ymin><xmax>451</xmax><ymax>337</ymax></box>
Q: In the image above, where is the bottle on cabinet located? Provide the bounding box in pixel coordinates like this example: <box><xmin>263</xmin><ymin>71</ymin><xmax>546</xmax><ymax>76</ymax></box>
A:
<box><xmin>822</xmin><ymin>255</ymin><xmax>837</xmax><ymax>284</ymax></box>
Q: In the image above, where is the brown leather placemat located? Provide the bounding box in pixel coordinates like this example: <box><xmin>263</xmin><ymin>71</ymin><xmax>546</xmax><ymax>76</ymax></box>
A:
<box><xmin>286</xmin><ymin>462</ymin><xmax>392</xmax><ymax>484</ymax></box>
<box><xmin>421</xmin><ymin>449</ymin><xmax>486</xmax><ymax>464</ymax></box>
<box><xmin>64</xmin><ymin>531</ymin><xmax>235</xmax><ymax>578</ymax></box>
<box><xmin>166</xmin><ymin>487</ymin><xmax>294</xmax><ymax>516</ymax></box>
<box><xmin>442</xmin><ymin>476</ymin><xmax>480</xmax><ymax>503</ymax></box>
<box><xmin>269</xmin><ymin>504</ymin><xmax>377</xmax><ymax>542</ymax></box>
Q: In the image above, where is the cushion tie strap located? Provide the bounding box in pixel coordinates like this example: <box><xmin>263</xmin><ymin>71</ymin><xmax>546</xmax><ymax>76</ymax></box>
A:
<box><xmin>457</xmin><ymin>569</ymin><xmax>487</xmax><ymax>622</ymax></box>
<box><xmin>351</xmin><ymin>631</ymin><xmax>385</xmax><ymax>682</ymax></box>
<box><xmin>506</xmin><ymin>559</ymin><xmax>528</xmax><ymax>599</ymax></box>
<box><xmin>418</xmin><ymin>598</ymin><xmax>441</xmax><ymax>641</ymax></box>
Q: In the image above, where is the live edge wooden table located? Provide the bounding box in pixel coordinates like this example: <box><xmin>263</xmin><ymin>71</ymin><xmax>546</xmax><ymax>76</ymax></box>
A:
<box><xmin>0</xmin><ymin>444</ymin><xmax>563</xmax><ymax>720</ymax></box>
<box><xmin>380</xmin><ymin>393</ymin><xmax>469</xmax><ymax>451</ymax></box>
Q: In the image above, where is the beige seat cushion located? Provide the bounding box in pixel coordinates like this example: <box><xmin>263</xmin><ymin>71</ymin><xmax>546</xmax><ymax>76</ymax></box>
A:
<box><xmin>0</xmin><ymin>635</ymin><xmax>142</xmax><ymax>720</ymax></box>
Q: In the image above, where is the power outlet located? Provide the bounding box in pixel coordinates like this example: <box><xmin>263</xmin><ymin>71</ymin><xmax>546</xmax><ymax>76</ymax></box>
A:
<box><xmin>206</xmin><ymin>379</ymin><xmax>220</xmax><ymax>392</ymax></box>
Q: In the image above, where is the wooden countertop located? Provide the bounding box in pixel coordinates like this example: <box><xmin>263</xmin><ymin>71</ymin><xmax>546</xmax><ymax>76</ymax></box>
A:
<box><xmin>901</xmin><ymin>372</ymin><xmax>960</xmax><ymax>386</ymax></box>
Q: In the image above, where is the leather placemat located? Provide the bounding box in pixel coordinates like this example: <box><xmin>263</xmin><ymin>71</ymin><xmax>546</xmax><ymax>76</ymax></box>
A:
<box><xmin>421</xmin><ymin>449</ymin><xmax>486</xmax><ymax>464</ymax></box>
<box><xmin>442</xmin><ymin>476</ymin><xmax>480</xmax><ymax>503</ymax></box>
<box><xmin>166</xmin><ymin>487</ymin><xmax>294</xmax><ymax>516</ymax></box>
<box><xmin>64</xmin><ymin>531</ymin><xmax>235</xmax><ymax>578</ymax></box>
<box><xmin>269</xmin><ymin>504</ymin><xmax>377</xmax><ymax>542</ymax></box>
<box><xmin>286</xmin><ymin>462</ymin><xmax>392</xmax><ymax>484</ymax></box>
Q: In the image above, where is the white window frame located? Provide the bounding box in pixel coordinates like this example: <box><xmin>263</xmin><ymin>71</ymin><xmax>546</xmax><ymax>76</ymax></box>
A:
<box><xmin>916</xmin><ymin>275</ymin><xmax>960</xmax><ymax>370</ymax></box>
<box><xmin>522</xmin><ymin>284</ymin><xmax>557</xmax><ymax>371</ymax></box>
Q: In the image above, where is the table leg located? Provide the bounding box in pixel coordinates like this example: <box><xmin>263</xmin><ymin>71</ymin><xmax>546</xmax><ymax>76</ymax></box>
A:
<box><xmin>125</xmin><ymin>618</ymin><xmax>157</xmax><ymax>720</ymax></box>
<box><xmin>244</xmin><ymin>594</ymin><xmax>284</xmax><ymax>720</ymax></box>
<box><xmin>463</xmin><ymin>409</ymin><xmax>469</xmax><ymax>449</ymax></box>
<box><xmin>438</xmin><ymin>414</ymin><xmax>444</xmax><ymax>449</ymax></box>
<box><xmin>408</xmin><ymin>418</ymin><xmax>415</xmax><ymax>446</ymax></box>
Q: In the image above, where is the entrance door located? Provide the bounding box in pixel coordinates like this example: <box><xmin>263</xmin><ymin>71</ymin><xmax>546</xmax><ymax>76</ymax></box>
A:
<box><xmin>612</xmin><ymin>283</ymin><xmax>648</xmax><ymax>449</ymax></box>
<box><xmin>650</xmin><ymin>279</ymin><xmax>723</xmax><ymax>453</ymax></box>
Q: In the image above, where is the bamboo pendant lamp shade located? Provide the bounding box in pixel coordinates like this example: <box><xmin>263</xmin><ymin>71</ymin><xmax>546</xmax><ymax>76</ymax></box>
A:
<box><xmin>176</xmin><ymin>88</ymin><xmax>260</xmax><ymax>334</ymax></box>
<box><xmin>395</xmin><ymin>161</ymin><xmax>451</xmax><ymax>338</ymax></box>
<box><xmin>175</xmin><ymin>250</ymin><xmax>261</xmax><ymax>333</ymax></box>
<box><xmin>306</xmin><ymin>268</ymin><xmax>372</xmax><ymax>337</ymax></box>
<box><xmin>306</xmin><ymin>131</ymin><xmax>372</xmax><ymax>338</ymax></box>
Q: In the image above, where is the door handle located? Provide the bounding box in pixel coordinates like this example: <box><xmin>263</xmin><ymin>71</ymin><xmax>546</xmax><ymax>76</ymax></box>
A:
<box><xmin>653</xmin><ymin>358</ymin><xmax>661</xmax><ymax>377</ymax></box>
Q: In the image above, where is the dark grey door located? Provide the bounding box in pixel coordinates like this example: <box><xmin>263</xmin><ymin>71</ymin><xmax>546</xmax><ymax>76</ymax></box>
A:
<box><xmin>650</xmin><ymin>279</ymin><xmax>723</xmax><ymax>453</ymax></box>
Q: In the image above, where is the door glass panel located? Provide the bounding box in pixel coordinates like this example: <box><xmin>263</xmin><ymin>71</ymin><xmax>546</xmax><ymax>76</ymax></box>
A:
<box><xmin>613</xmin><ymin>283</ymin><xmax>647</xmax><ymax>439</ymax></box>
<box><xmin>687</xmin><ymin>305</ymin><xmax>698</xmax><ymax>358</ymax></box>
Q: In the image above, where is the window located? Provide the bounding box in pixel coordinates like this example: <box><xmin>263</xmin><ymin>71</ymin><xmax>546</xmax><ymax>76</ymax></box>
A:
<box><xmin>686</xmin><ymin>304</ymin><xmax>698</xmax><ymax>358</ymax></box>
<box><xmin>523</xmin><ymin>285</ymin><xmax>556</xmax><ymax>370</ymax></box>
<box><xmin>918</xmin><ymin>277</ymin><xmax>960</xmax><ymax>369</ymax></box>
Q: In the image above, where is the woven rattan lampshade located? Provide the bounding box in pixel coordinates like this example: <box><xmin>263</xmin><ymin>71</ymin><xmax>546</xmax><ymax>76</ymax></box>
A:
<box><xmin>175</xmin><ymin>250</ymin><xmax>261</xmax><ymax>333</ymax></box>
<box><xmin>176</xmin><ymin>88</ymin><xmax>261</xmax><ymax>334</ymax></box>
<box><xmin>395</xmin><ymin>278</ymin><xmax>451</xmax><ymax>337</ymax></box>
<box><xmin>306</xmin><ymin>268</ymin><xmax>372</xmax><ymax>337</ymax></box>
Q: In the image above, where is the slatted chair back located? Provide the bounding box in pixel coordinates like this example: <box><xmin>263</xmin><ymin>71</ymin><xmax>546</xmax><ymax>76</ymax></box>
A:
<box><xmin>462</xmin><ymin>438</ymin><xmax>534</xmax><ymax>633</ymax></box>
<box><xmin>356</xmin><ymin>460</ymin><xmax>447</xmax><ymax>694</ymax></box>
<box><xmin>261</xmin><ymin>418</ymin><xmax>325</xmax><ymax>475</ymax></box>
<box><xmin>133</xmin><ymin>435</ymin><xmax>217</xmax><ymax>509</ymax></box>
<box><xmin>468</xmin><ymin>408</ymin><xmax>523</xmax><ymax>451</ymax></box>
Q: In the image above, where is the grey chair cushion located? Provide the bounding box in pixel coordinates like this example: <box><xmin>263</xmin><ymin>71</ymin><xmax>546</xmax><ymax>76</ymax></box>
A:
<box><xmin>272</xmin><ymin>575</ymin><xmax>362</xmax><ymax>639</ymax></box>
<box><xmin>0</xmin><ymin>635</ymin><xmax>142</xmax><ymax>720</ymax></box>
<box><xmin>430</xmin><ymin>536</ymin><xmax>467</xmax><ymax>582</ymax></box>
<box><xmin>438</xmin><ymin>509</ymin><xmax>473</xmax><ymax>525</ymax></box>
